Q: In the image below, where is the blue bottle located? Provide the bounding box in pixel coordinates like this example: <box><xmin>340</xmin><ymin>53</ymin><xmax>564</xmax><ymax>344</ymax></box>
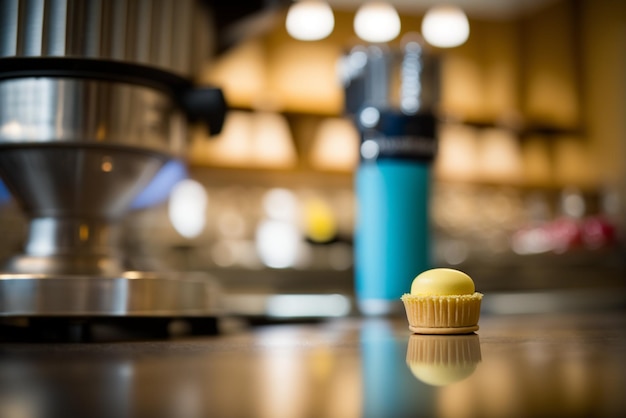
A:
<box><xmin>355</xmin><ymin>159</ymin><xmax>431</xmax><ymax>315</ymax></box>
<box><xmin>343</xmin><ymin>38</ymin><xmax>439</xmax><ymax>315</ymax></box>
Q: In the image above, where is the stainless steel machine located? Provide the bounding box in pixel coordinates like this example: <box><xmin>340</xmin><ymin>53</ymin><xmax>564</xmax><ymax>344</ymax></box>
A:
<box><xmin>0</xmin><ymin>0</ymin><xmax>281</xmax><ymax>339</ymax></box>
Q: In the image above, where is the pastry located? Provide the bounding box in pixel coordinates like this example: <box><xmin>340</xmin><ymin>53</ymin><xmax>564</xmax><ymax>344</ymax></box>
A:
<box><xmin>401</xmin><ymin>268</ymin><xmax>482</xmax><ymax>334</ymax></box>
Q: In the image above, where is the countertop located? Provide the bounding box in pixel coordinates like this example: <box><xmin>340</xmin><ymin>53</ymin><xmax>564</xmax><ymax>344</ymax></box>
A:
<box><xmin>1</xmin><ymin>310</ymin><xmax>626</xmax><ymax>418</ymax></box>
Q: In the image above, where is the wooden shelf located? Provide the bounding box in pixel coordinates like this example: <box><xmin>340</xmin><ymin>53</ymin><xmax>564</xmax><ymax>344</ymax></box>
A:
<box><xmin>188</xmin><ymin>165</ymin><xmax>354</xmax><ymax>189</ymax></box>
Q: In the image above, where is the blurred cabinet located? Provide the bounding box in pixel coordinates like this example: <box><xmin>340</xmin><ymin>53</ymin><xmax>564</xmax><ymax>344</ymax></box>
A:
<box><xmin>193</xmin><ymin>2</ymin><xmax>599</xmax><ymax>191</ymax></box>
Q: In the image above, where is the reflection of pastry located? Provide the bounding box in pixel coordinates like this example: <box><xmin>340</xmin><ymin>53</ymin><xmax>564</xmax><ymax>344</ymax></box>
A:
<box><xmin>401</xmin><ymin>268</ymin><xmax>482</xmax><ymax>334</ymax></box>
<box><xmin>406</xmin><ymin>333</ymin><xmax>481</xmax><ymax>386</ymax></box>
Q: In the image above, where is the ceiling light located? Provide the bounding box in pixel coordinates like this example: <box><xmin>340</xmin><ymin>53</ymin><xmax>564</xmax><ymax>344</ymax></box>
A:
<box><xmin>286</xmin><ymin>0</ymin><xmax>335</xmax><ymax>41</ymax></box>
<box><xmin>421</xmin><ymin>5</ymin><xmax>470</xmax><ymax>48</ymax></box>
<box><xmin>354</xmin><ymin>2</ymin><xmax>401</xmax><ymax>43</ymax></box>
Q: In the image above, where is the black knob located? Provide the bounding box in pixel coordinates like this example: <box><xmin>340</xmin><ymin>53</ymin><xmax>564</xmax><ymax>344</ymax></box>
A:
<box><xmin>181</xmin><ymin>87</ymin><xmax>228</xmax><ymax>135</ymax></box>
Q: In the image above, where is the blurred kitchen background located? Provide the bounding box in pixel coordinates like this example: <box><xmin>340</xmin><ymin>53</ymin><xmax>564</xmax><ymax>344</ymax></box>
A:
<box><xmin>0</xmin><ymin>0</ymin><xmax>624</xmax><ymax>316</ymax></box>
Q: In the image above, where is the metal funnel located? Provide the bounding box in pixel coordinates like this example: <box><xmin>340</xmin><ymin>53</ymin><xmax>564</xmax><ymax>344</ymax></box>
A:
<box><xmin>0</xmin><ymin>77</ymin><xmax>184</xmax><ymax>276</ymax></box>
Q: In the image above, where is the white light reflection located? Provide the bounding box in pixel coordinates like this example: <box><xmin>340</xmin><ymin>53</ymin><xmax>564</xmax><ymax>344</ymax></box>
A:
<box><xmin>0</xmin><ymin>120</ymin><xmax>22</xmax><ymax>139</ymax></box>
<box><xmin>286</xmin><ymin>0</ymin><xmax>335</xmax><ymax>41</ymax></box>
<box><xmin>400</xmin><ymin>37</ymin><xmax>423</xmax><ymax>114</ymax></box>
<box><xmin>258</xmin><ymin>346</ymin><xmax>304</xmax><ymax>418</ymax></box>
<box><xmin>421</xmin><ymin>5</ymin><xmax>470</xmax><ymax>48</ymax></box>
<box><xmin>168</xmin><ymin>179</ymin><xmax>208</xmax><ymax>239</ymax></box>
<box><xmin>338</xmin><ymin>47</ymin><xmax>368</xmax><ymax>86</ymax></box>
<box><xmin>354</xmin><ymin>2</ymin><xmax>401</xmax><ymax>43</ymax></box>
<box><xmin>349</xmin><ymin>48</ymin><xmax>368</xmax><ymax>70</ymax></box>
<box><xmin>561</xmin><ymin>188</ymin><xmax>586</xmax><ymax>218</ymax></box>
<box><xmin>359</xmin><ymin>106</ymin><xmax>380</xmax><ymax>128</ymax></box>
<box><xmin>360</xmin><ymin>139</ymin><xmax>380</xmax><ymax>160</ymax></box>
<box><xmin>511</xmin><ymin>227</ymin><xmax>553</xmax><ymax>255</ymax></box>
<box><xmin>267</xmin><ymin>294</ymin><xmax>351</xmax><ymax>318</ymax></box>
<box><xmin>256</xmin><ymin>188</ymin><xmax>304</xmax><ymax>269</ymax></box>
<box><xmin>255</xmin><ymin>219</ymin><xmax>300</xmax><ymax>268</ymax></box>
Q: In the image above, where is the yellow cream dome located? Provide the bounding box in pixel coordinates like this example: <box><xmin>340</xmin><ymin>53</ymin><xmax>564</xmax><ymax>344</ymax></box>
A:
<box><xmin>410</xmin><ymin>268</ymin><xmax>475</xmax><ymax>296</ymax></box>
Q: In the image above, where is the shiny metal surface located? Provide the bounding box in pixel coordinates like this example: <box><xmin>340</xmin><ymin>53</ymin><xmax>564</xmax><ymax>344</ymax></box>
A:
<box><xmin>0</xmin><ymin>78</ymin><xmax>187</xmax><ymax>153</ymax></box>
<box><xmin>0</xmin><ymin>78</ymin><xmax>186</xmax><ymax>278</ymax></box>
<box><xmin>0</xmin><ymin>312</ymin><xmax>624</xmax><ymax>417</ymax></box>
<box><xmin>0</xmin><ymin>0</ymin><xmax>212</xmax><ymax>78</ymax></box>
<box><xmin>0</xmin><ymin>272</ymin><xmax>221</xmax><ymax>316</ymax></box>
<box><xmin>5</xmin><ymin>217</ymin><xmax>125</xmax><ymax>276</ymax></box>
<box><xmin>0</xmin><ymin>147</ymin><xmax>167</xmax><ymax>218</ymax></box>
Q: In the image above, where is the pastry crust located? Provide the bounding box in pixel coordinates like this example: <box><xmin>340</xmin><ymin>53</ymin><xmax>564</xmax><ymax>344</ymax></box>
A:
<box><xmin>408</xmin><ymin>325</ymin><xmax>479</xmax><ymax>335</ymax></box>
<box><xmin>402</xmin><ymin>292</ymin><xmax>482</xmax><ymax>334</ymax></box>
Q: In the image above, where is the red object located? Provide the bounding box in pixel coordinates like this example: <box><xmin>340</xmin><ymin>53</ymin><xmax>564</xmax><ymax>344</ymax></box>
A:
<box><xmin>581</xmin><ymin>215</ymin><xmax>617</xmax><ymax>249</ymax></box>
<box><xmin>546</xmin><ymin>217</ymin><xmax>583</xmax><ymax>253</ymax></box>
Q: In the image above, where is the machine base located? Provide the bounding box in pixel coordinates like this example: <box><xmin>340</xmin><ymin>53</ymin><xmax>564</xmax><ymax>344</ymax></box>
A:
<box><xmin>0</xmin><ymin>272</ymin><xmax>221</xmax><ymax>318</ymax></box>
<box><xmin>0</xmin><ymin>272</ymin><xmax>221</xmax><ymax>342</ymax></box>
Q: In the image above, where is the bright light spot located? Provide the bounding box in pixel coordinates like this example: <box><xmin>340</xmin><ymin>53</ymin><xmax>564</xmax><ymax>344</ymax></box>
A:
<box><xmin>361</xmin><ymin>139</ymin><xmax>380</xmax><ymax>160</ymax></box>
<box><xmin>400</xmin><ymin>38</ymin><xmax>422</xmax><ymax>114</ymax></box>
<box><xmin>0</xmin><ymin>120</ymin><xmax>22</xmax><ymax>138</ymax></box>
<box><xmin>256</xmin><ymin>220</ymin><xmax>301</xmax><ymax>268</ymax></box>
<box><xmin>262</xmin><ymin>188</ymin><xmax>299</xmax><ymax>222</ymax></box>
<box><xmin>359</xmin><ymin>106</ymin><xmax>380</xmax><ymax>128</ymax></box>
<box><xmin>511</xmin><ymin>227</ymin><xmax>553</xmax><ymax>255</ymax></box>
<box><xmin>349</xmin><ymin>49</ymin><xmax>368</xmax><ymax>69</ymax></box>
<box><xmin>354</xmin><ymin>2</ymin><xmax>401</xmax><ymax>43</ymax></box>
<box><xmin>338</xmin><ymin>47</ymin><xmax>369</xmax><ymax>86</ymax></box>
<box><xmin>101</xmin><ymin>156</ymin><xmax>113</xmax><ymax>172</ymax></box>
<box><xmin>168</xmin><ymin>179</ymin><xmax>207</xmax><ymax>238</ymax></box>
<box><xmin>561</xmin><ymin>188</ymin><xmax>586</xmax><ymax>218</ymax></box>
<box><xmin>401</xmin><ymin>97</ymin><xmax>419</xmax><ymax>114</ymax></box>
<box><xmin>267</xmin><ymin>294</ymin><xmax>351</xmax><ymax>317</ymax></box>
<box><xmin>421</xmin><ymin>5</ymin><xmax>470</xmax><ymax>48</ymax></box>
<box><xmin>286</xmin><ymin>0</ymin><xmax>335</xmax><ymax>41</ymax></box>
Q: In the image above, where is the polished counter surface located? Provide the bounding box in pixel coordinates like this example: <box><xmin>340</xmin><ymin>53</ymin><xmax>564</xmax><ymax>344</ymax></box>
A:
<box><xmin>1</xmin><ymin>310</ymin><xmax>626</xmax><ymax>418</ymax></box>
